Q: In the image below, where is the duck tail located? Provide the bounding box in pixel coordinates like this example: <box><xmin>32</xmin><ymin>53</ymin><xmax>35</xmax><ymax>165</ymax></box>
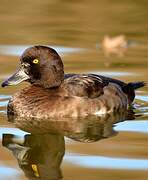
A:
<box><xmin>127</xmin><ymin>81</ymin><xmax>146</xmax><ymax>90</ymax></box>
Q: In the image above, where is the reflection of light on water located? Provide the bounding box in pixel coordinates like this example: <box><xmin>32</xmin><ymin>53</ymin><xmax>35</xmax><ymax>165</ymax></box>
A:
<box><xmin>64</xmin><ymin>153</ymin><xmax>148</xmax><ymax>170</ymax></box>
<box><xmin>0</xmin><ymin>128</ymin><xmax>28</xmax><ymax>140</ymax></box>
<box><xmin>115</xmin><ymin>120</ymin><xmax>148</xmax><ymax>133</ymax></box>
<box><xmin>90</xmin><ymin>71</ymin><xmax>136</xmax><ymax>77</ymax></box>
<box><xmin>0</xmin><ymin>166</ymin><xmax>21</xmax><ymax>179</ymax></box>
<box><xmin>136</xmin><ymin>95</ymin><xmax>148</xmax><ymax>102</ymax></box>
<box><xmin>0</xmin><ymin>101</ymin><xmax>8</xmax><ymax>107</ymax></box>
<box><xmin>0</xmin><ymin>45</ymin><xmax>82</xmax><ymax>56</ymax></box>
<box><xmin>0</xmin><ymin>95</ymin><xmax>10</xmax><ymax>113</ymax></box>
<box><xmin>0</xmin><ymin>95</ymin><xmax>10</xmax><ymax>99</ymax></box>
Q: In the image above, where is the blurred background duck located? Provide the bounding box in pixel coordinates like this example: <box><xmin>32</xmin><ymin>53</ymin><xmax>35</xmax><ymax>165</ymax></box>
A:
<box><xmin>102</xmin><ymin>35</ymin><xmax>128</xmax><ymax>57</ymax></box>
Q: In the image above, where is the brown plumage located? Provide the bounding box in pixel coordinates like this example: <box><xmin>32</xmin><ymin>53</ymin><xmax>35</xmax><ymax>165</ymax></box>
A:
<box><xmin>1</xmin><ymin>46</ymin><xmax>145</xmax><ymax>118</ymax></box>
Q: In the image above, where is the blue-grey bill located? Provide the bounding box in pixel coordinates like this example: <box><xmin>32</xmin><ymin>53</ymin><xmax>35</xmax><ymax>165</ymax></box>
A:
<box><xmin>1</xmin><ymin>68</ymin><xmax>30</xmax><ymax>87</ymax></box>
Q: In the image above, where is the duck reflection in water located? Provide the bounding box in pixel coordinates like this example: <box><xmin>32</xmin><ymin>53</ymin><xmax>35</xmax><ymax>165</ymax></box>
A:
<box><xmin>2</xmin><ymin>133</ymin><xmax>65</xmax><ymax>180</ymax></box>
<box><xmin>3</xmin><ymin>110</ymin><xmax>134</xmax><ymax>179</ymax></box>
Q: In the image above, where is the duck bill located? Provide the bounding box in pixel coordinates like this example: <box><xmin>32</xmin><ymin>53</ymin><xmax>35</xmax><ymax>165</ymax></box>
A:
<box><xmin>1</xmin><ymin>67</ymin><xmax>30</xmax><ymax>87</ymax></box>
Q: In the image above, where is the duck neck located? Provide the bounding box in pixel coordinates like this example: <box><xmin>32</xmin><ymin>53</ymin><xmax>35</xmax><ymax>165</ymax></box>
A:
<box><xmin>33</xmin><ymin>69</ymin><xmax>64</xmax><ymax>89</ymax></box>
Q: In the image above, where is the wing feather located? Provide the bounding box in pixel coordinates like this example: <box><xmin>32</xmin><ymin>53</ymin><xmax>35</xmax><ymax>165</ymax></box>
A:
<box><xmin>63</xmin><ymin>74</ymin><xmax>109</xmax><ymax>98</ymax></box>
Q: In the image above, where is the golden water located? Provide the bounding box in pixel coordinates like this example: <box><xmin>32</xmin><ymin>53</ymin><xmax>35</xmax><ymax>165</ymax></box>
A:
<box><xmin>0</xmin><ymin>1</ymin><xmax>148</xmax><ymax>180</ymax></box>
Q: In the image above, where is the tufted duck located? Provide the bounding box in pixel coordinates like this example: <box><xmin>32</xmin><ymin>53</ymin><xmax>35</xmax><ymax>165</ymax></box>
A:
<box><xmin>1</xmin><ymin>46</ymin><xmax>145</xmax><ymax>118</ymax></box>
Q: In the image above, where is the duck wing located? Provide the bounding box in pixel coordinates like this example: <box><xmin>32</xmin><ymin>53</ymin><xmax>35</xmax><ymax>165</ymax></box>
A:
<box><xmin>63</xmin><ymin>74</ymin><xmax>109</xmax><ymax>98</ymax></box>
<box><xmin>64</xmin><ymin>74</ymin><xmax>145</xmax><ymax>103</ymax></box>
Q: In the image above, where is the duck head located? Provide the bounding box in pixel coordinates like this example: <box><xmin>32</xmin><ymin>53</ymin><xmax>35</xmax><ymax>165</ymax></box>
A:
<box><xmin>1</xmin><ymin>46</ymin><xmax>64</xmax><ymax>88</ymax></box>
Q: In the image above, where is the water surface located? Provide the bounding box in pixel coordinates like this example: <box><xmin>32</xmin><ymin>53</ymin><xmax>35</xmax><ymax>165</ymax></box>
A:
<box><xmin>0</xmin><ymin>1</ymin><xmax>148</xmax><ymax>180</ymax></box>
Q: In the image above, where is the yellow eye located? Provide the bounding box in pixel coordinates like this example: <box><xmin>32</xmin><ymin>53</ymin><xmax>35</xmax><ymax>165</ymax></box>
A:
<box><xmin>33</xmin><ymin>59</ymin><xmax>39</xmax><ymax>64</ymax></box>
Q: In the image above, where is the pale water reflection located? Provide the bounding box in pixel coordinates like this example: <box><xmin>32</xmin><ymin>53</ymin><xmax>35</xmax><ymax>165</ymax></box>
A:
<box><xmin>0</xmin><ymin>128</ymin><xmax>28</xmax><ymax>140</ymax></box>
<box><xmin>65</xmin><ymin>153</ymin><xmax>148</xmax><ymax>170</ymax></box>
<box><xmin>115</xmin><ymin>121</ymin><xmax>148</xmax><ymax>134</ymax></box>
<box><xmin>0</xmin><ymin>45</ymin><xmax>82</xmax><ymax>56</ymax></box>
<box><xmin>137</xmin><ymin>95</ymin><xmax>148</xmax><ymax>102</ymax></box>
<box><xmin>90</xmin><ymin>71</ymin><xmax>137</xmax><ymax>77</ymax></box>
<box><xmin>0</xmin><ymin>166</ymin><xmax>20</xmax><ymax>180</ymax></box>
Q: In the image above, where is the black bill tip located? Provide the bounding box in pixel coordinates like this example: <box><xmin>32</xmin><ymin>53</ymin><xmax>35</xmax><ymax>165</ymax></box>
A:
<box><xmin>1</xmin><ymin>80</ymin><xmax>8</xmax><ymax>88</ymax></box>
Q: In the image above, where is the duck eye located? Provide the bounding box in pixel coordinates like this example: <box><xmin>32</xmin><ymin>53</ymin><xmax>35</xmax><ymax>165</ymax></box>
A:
<box><xmin>33</xmin><ymin>59</ymin><xmax>39</xmax><ymax>64</ymax></box>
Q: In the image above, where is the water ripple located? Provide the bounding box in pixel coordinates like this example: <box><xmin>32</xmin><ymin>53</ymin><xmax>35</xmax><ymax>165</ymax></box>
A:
<box><xmin>90</xmin><ymin>71</ymin><xmax>137</xmax><ymax>77</ymax></box>
<box><xmin>0</xmin><ymin>45</ymin><xmax>82</xmax><ymax>56</ymax></box>
<box><xmin>0</xmin><ymin>166</ymin><xmax>21</xmax><ymax>179</ymax></box>
<box><xmin>115</xmin><ymin>120</ymin><xmax>148</xmax><ymax>134</ymax></box>
<box><xmin>0</xmin><ymin>95</ymin><xmax>10</xmax><ymax>113</ymax></box>
<box><xmin>65</xmin><ymin>153</ymin><xmax>148</xmax><ymax>170</ymax></box>
<box><xmin>0</xmin><ymin>128</ymin><xmax>28</xmax><ymax>140</ymax></box>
